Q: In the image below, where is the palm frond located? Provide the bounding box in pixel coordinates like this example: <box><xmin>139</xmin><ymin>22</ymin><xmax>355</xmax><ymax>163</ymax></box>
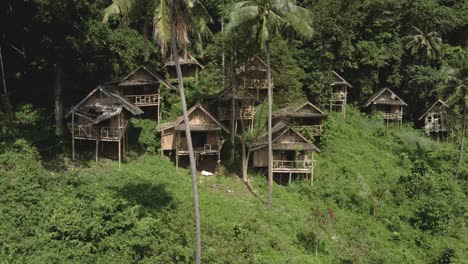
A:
<box><xmin>226</xmin><ymin>5</ymin><xmax>260</xmax><ymax>34</ymax></box>
<box><xmin>153</xmin><ymin>0</ymin><xmax>171</xmax><ymax>54</ymax></box>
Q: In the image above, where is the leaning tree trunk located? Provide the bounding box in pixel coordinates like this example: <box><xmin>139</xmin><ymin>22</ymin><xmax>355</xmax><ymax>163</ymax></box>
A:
<box><xmin>53</xmin><ymin>64</ymin><xmax>63</xmax><ymax>135</ymax></box>
<box><xmin>170</xmin><ymin>35</ymin><xmax>202</xmax><ymax>264</ymax></box>
<box><xmin>455</xmin><ymin>99</ymin><xmax>467</xmax><ymax>178</ymax></box>
<box><xmin>266</xmin><ymin>41</ymin><xmax>273</xmax><ymax>209</ymax></box>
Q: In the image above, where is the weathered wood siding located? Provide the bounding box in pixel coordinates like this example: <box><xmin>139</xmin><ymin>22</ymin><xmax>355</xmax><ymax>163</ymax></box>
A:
<box><xmin>161</xmin><ymin>128</ymin><xmax>176</xmax><ymax>150</ymax></box>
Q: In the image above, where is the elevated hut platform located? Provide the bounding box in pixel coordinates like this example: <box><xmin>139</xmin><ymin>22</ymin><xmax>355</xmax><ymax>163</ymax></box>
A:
<box><xmin>365</xmin><ymin>88</ymin><xmax>407</xmax><ymax>126</ymax></box>
<box><xmin>273</xmin><ymin>101</ymin><xmax>328</xmax><ymax>137</ymax></box>
<box><xmin>330</xmin><ymin>70</ymin><xmax>352</xmax><ymax>117</ymax></box>
<box><xmin>419</xmin><ymin>99</ymin><xmax>449</xmax><ymax>138</ymax></box>
<box><xmin>66</xmin><ymin>86</ymin><xmax>144</xmax><ymax>169</ymax></box>
<box><xmin>157</xmin><ymin>104</ymin><xmax>229</xmax><ymax>172</ymax></box>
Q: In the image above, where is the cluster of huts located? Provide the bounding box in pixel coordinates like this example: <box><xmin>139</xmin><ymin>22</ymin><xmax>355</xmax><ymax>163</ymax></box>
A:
<box><xmin>66</xmin><ymin>50</ymin><xmax>450</xmax><ymax>182</ymax></box>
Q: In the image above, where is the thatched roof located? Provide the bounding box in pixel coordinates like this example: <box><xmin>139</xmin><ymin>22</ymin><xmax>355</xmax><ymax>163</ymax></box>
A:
<box><xmin>208</xmin><ymin>87</ymin><xmax>258</xmax><ymax>103</ymax></box>
<box><xmin>157</xmin><ymin>103</ymin><xmax>229</xmax><ymax>133</ymax></box>
<box><xmin>331</xmin><ymin>70</ymin><xmax>352</xmax><ymax>88</ymax></box>
<box><xmin>273</xmin><ymin>101</ymin><xmax>327</xmax><ymax>119</ymax></box>
<box><xmin>66</xmin><ymin>86</ymin><xmax>143</xmax><ymax>124</ymax></box>
<box><xmin>365</xmin><ymin>88</ymin><xmax>407</xmax><ymax>107</ymax></box>
<box><xmin>418</xmin><ymin>99</ymin><xmax>449</xmax><ymax>120</ymax></box>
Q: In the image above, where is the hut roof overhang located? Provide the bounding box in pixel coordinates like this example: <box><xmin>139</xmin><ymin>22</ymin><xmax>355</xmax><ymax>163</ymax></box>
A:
<box><xmin>207</xmin><ymin>87</ymin><xmax>259</xmax><ymax>103</ymax></box>
<box><xmin>236</xmin><ymin>56</ymin><xmax>268</xmax><ymax>74</ymax></box>
<box><xmin>164</xmin><ymin>49</ymin><xmax>203</xmax><ymax>68</ymax></box>
<box><xmin>331</xmin><ymin>70</ymin><xmax>352</xmax><ymax>88</ymax></box>
<box><xmin>157</xmin><ymin>103</ymin><xmax>230</xmax><ymax>133</ymax></box>
<box><xmin>364</xmin><ymin>88</ymin><xmax>408</xmax><ymax>107</ymax></box>
<box><xmin>106</xmin><ymin>65</ymin><xmax>175</xmax><ymax>90</ymax></box>
<box><xmin>250</xmin><ymin>121</ymin><xmax>321</xmax><ymax>152</ymax></box>
<box><xmin>65</xmin><ymin>86</ymin><xmax>144</xmax><ymax>124</ymax></box>
<box><xmin>418</xmin><ymin>99</ymin><xmax>449</xmax><ymax>120</ymax></box>
<box><xmin>273</xmin><ymin>101</ymin><xmax>327</xmax><ymax>118</ymax></box>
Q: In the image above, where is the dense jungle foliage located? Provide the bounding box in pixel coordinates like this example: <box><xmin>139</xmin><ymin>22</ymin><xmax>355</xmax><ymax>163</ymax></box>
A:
<box><xmin>1</xmin><ymin>110</ymin><xmax>466</xmax><ymax>263</ymax></box>
<box><xmin>0</xmin><ymin>0</ymin><xmax>467</xmax><ymax>263</ymax></box>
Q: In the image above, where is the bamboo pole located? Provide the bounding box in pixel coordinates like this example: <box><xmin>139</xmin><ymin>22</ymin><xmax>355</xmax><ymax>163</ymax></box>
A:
<box><xmin>118</xmin><ymin>139</ymin><xmax>121</xmax><ymax>170</ymax></box>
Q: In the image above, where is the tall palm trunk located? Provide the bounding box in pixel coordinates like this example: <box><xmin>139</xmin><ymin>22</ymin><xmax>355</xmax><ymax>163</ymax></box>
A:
<box><xmin>170</xmin><ymin>35</ymin><xmax>202</xmax><ymax>264</ymax></box>
<box><xmin>266</xmin><ymin>41</ymin><xmax>273</xmax><ymax>209</ymax></box>
<box><xmin>455</xmin><ymin>99</ymin><xmax>467</xmax><ymax>178</ymax></box>
<box><xmin>143</xmin><ymin>19</ymin><xmax>150</xmax><ymax>63</ymax></box>
<box><xmin>54</xmin><ymin>64</ymin><xmax>63</xmax><ymax>135</ymax></box>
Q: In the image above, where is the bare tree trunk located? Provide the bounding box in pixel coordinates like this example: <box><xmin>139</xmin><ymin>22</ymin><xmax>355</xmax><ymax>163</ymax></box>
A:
<box><xmin>0</xmin><ymin>46</ymin><xmax>7</xmax><ymax>100</ymax></box>
<box><xmin>455</xmin><ymin>99</ymin><xmax>467</xmax><ymax>178</ymax></box>
<box><xmin>241</xmin><ymin>137</ymin><xmax>249</xmax><ymax>181</ymax></box>
<box><xmin>170</xmin><ymin>35</ymin><xmax>201</xmax><ymax>264</ymax></box>
<box><xmin>143</xmin><ymin>19</ymin><xmax>150</xmax><ymax>63</ymax></box>
<box><xmin>266</xmin><ymin>41</ymin><xmax>273</xmax><ymax>209</ymax></box>
<box><xmin>54</xmin><ymin>64</ymin><xmax>63</xmax><ymax>135</ymax></box>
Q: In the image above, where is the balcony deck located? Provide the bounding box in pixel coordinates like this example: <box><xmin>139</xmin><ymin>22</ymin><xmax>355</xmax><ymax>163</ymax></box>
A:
<box><xmin>383</xmin><ymin>112</ymin><xmax>402</xmax><ymax>120</ymax></box>
<box><xmin>68</xmin><ymin>122</ymin><xmax>127</xmax><ymax>141</ymax></box>
<box><xmin>125</xmin><ymin>94</ymin><xmax>160</xmax><ymax>107</ymax></box>
<box><xmin>177</xmin><ymin>144</ymin><xmax>220</xmax><ymax>156</ymax></box>
<box><xmin>273</xmin><ymin>160</ymin><xmax>314</xmax><ymax>173</ymax></box>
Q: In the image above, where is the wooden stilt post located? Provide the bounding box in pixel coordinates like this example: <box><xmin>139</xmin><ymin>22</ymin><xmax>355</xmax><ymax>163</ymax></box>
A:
<box><xmin>288</xmin><ymin>172</ymin><xmax>292</xmax><ymax>185</ymax></box>
<box><xmin>72</xmin><ymin>113</ymin><xmax>75</xmax><ymax>159</ymax></box>
<box><xmin>95</xmin><ymin>139</ymin><xmax>99</xmax><ymax>163</ymax></box>
<box><xmin>118</xmin><ymin>139</ymin><xmax>121</xmax><ymax>170</ymax></box>
<box><xmin>311</xmin><ymin>151</ymin><xmax>315</xmax><ymax>186</ymax></box>
<box><xmin>157</xmin><ymin>90</ymin><xmax>161</xmax><ymax>125</ymax></box>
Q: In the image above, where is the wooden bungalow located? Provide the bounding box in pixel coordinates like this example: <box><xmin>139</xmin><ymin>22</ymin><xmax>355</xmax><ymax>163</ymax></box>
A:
<box><xmin>330</xmin><ymin>70</ymin><xmax>352</xmax><ymax>116</ymax></box>
<box><xmin>165</xmin><ymin>49</ymin><xmax>203</xmax><ymax>80</ymax></box>
<box><xmin>236</xmin><ymin>56</ymin><xmax>270</xmax><ymax>99</ymax></box>
<box><xmin>107</xmin><ymin>65</ymin><xmax>173</xmax><ymax>124</ymax></box>
<box><xmin>273</xmin><ymin>101</ymin><xmax>328</xmax><ymax>137</ymax></box>
<box><xmin>250</xmin><ymin>121</ymin><xmax>320</xmax><ymax>185</ymax></box>
<box><xmin>365</xmin><ymin>88</ymin><xmax>407</xmax><ymax>125</ymax></box>
<box><xmin>419</xmin><ymin>99</ymin><xmax>449</xmax><ymax>137</ymax></box>
<box><xmin>207</xmin><ymin>87</ymin><xmax>257</xmax><ymax>132</ymax></box>
<box><xmin>66</xmin><ymin>86</ymin><xmax>144</xmax><ymax>169</ymax></box>
<box><xmin>157</xmin><ymin>104</ymin><xmax>230</xmax><ymax>172</ymax></box>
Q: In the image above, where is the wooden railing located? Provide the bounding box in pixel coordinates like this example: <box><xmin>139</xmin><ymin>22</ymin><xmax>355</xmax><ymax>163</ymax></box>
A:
<box><xmin>331</xmin><ymin>92</ymin><xmax>347</xmax><ymax>101</ymax></box>
<box><xmin>124</xmin><ymin>94</ymin><xmax>159</xmax><ymax>106</ymax></box>
<box><xmin>68</xmin><ymin>122</ymin><xmax>127</xmax><ymax>140</ymax></box>
<box><xmin>273</xmin><ymin>160</ymin><xmax>313</xmax><ymax>171</ymax></box>
<box><xmin>178</xmin><ymin>144</ymin><xmax>220</xmax><ymax>153</ymax></box>
<box><xmin>218</xmin><ymin>106</ymin><xmax>255</xmax><ymax>120</ymax></box>
<box><xmin>295</xmin><ymin>125</ymin><xmax>323</xmax><ymax>136</ymax></box>
<box><xmin>244</xmin><ymin>78</ymin><xmax>268</xmax><ymax>89</ymax></box>
<box><xmin>383</xmin><ymin>112</ymin><xmax>402</xmax><ymax>120</ymax></box>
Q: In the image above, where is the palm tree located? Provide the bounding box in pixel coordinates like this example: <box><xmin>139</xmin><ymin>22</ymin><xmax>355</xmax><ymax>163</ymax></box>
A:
<box><xmin>103</xmin><ymin>1</ymin><xmax>211</xmax><ymax>262</ymax></box>
<box><xmin>441</xmin><ymin>55</ymin><xmax>468</xmax><ymax>178</ymax></box>
<box><xmin>226</xmin><ymin>0</ymin><xmax>313</xmax><ymax>209</ymax></box>
<box><xmin>405</xmin><ymin>26</ymin><xmax>442</xmax><ymax>65</ymax></box>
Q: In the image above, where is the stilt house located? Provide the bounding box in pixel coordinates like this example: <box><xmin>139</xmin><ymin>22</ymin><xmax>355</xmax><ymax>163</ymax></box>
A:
<box><xmin>250</xmin><ymin>121</ymin><xmax>320</xmax><ymax>184</ymax></box>
<box><xmin>107</xmin><ymin>65</ymin><xmax>172</xmax><ymax>123</ymax></box>
<box><xmin>330</xmin><ymin>70</ymin><xmax>352</xmax><ymax>116</ymax></box>
<box><xmin>165</xmin><ymin>49</ymin><xmax>203</xmax><ymax>80</ymax></box>
<box><xmin>419</xmin><ymin>99</ymin><xmax>449</xmax><ymax>137</ymax></box>
<box><xmin>208</xmin><ymin>87</ymin><xmax>257</xmax><ymax>132</ymax></box>
<box><xmin>237</xmin><ymin>56</ymin><xmax>270</xmax><ymax>99</ymax></box>
<box><xmin>157</xmin><ymin>104</ymin><xmax>230</xmax><ymax>172</ymax></box>
<box><xmin>365</xmin><ymin>88</ymin><xmax>407</xmax><ymax>125</ymax></box>
<box><xmin>66</xmin><ymin>86</ymin><xmax>144</xmax><ymax>168</ymax></box>
<box><xmin>273</xmin><ymin>101</ymin><xmax>328</xmax><ymax>137</ymax></box>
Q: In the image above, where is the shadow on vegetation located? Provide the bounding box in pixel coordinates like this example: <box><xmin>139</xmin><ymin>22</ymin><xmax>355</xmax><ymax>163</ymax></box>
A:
<box><xmin>115</xmin><ymin>182</ymin><xmax>175</xmax><ymax>214</ymax></box>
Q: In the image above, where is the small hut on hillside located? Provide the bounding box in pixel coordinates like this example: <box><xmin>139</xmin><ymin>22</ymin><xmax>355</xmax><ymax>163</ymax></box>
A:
<box><xmin>419</xmin><ymin>99</ymin><xmax>449</xmax><ymax>137</ymax></box>
<box><xmin>157</xmin><ymin>104</ymin><xmax>229</xmax><ymax>172</ymax></box>
<box><xmin>273</xmin><ymin>101</ymin><xmax>328</xmax><ymax>137</ymax></box>
<box><xmin>107</xmin><ymin>65</ymin><xmax>173</xmax><ymax>123</ymax></box>
<box><xmin>330</xmin><ymin>70</ymin><xmax>352</xmax><ymax>116</ymax></box>
<box><xmin>165</xmin><ymin>49</ymin><xmax>203</xmax><ymax>80</ymax></box>
<box><xmin>237</xmin><ymin>56</ymin><xmax>270</xmax><ymax>99</ymax></box>
<box><xmin>250</xmin><ymin>121</ymin><xmax>320</xmax><ymax>185</ymax></box>
<box><xmin>365</xmin><ymin>88</ymin><xmax>407</xmax><ymax>125</ymax></box>
<box><xmin>66</xmin><ymin>86</ymin><xmax>144</xmax><ymax>168</ymax></box>
<box><xmin>207</xmin><ymin>87</ymin><xmax>257</xmax><ymax>132</ymax></box>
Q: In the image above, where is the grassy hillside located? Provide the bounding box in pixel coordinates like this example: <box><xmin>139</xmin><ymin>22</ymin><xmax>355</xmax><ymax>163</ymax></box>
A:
<box><xmin>1</xmin><ymin>108</ymin><xmax>466</xmax><ymax>263</ymax></box>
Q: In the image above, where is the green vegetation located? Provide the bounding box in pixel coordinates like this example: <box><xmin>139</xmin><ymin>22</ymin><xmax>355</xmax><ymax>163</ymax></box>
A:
<box><xmin>1</xmin><ymin>109</ymin><xmax>465</xmax><ymax>263</ymax></box>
